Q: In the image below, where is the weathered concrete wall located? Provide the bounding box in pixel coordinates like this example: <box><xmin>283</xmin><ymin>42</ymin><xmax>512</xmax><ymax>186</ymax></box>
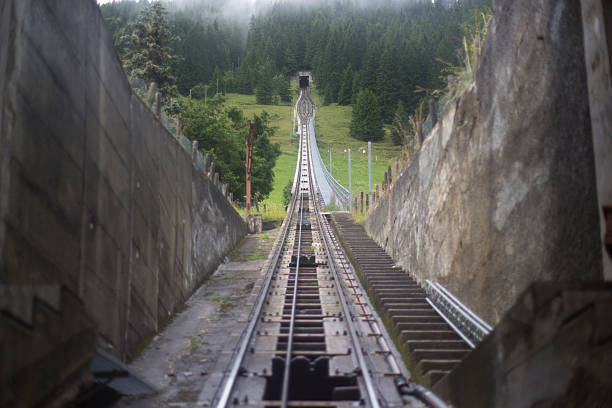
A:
<box><xmin>364</xmin><ymin>0</ymin><xmax>602</xmax><ymax>324</ymax></box>
<box><xmin>433</xmin><ymin>282</ymin><xmax>612</xmax><ymax>407</ymax></box>
<box><xmin>0</xmin><ymin>0</ymin><xmax>245</xmax><ymax>390</ymax></box>
<box><xmin>581</xmin><ymin>0</ymin><xmax>612</xmax><ymax>280</ymax></box>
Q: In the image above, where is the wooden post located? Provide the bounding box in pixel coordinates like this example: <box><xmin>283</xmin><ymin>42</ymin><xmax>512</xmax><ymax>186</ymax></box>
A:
<box><xmin>395</xmin><ymin>158</ymin><xmax>399</xmax><ymax>179</ymax></box>
<box><xmin>210</xmin><ymin>162</ymin><xmax>215</xmax><ymax>180</ymax></box>
<box><xmin>383</xmin><ymin>172</ymin><xmax>388</xmax><ymax>191</ymax></box>
<box><xmin>388</xmin><ymin>165</ymin><xmax>393</xmax><ymax>185</ymax></box>
<box><xmin>246</xmin><ymin>122</ymin><xmax>254</xmax><ymax>215</ymax></box>
<box><xmin>376</xmin><ymin>185</ymin><xmax>379</xmax><ymax>203</ymax></box>
<box><xmin>354</xmin><ymin>196</ymin><xmax>358</xmax><ymax>213</ymax></box>
<box><xmin>365</xmin><ymin>194</ymin><xmax>369</xmax><ymax>212</ymax></box>
<box><xmin>214</xmin><ymin>172</ymin><xmax>219</xmax><ymax>187</ymax></box>
<box><xmin>360</xmin><ymin>191</ymin><xmax>364</xmax><ymax>214</ymax></box>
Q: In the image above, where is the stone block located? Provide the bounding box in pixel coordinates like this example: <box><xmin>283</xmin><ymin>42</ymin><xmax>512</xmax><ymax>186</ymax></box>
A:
<box><xmin>434</xmin><ymin>282</ymin><xmax>612</xmax><ymax>407</ymax></box>
<box><xmin>247</xmin><ymin>214</ymin><xmax>263</xmax><ymax>234</ymax></box>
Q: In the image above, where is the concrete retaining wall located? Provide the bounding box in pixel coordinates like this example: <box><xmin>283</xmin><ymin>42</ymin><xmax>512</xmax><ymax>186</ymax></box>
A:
<box><xmin>0</xmin><ymin>0</ymin><xmax>246</xmax><ymax>371</ymax></box>
<box><xmin>364</xmin><ymin>0</ymin><xmax>602</xmax><ymax>324</ymax></box>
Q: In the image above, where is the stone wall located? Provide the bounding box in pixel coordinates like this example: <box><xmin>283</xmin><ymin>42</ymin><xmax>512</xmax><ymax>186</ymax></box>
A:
<box><xmin>433</xmin><ymin>282</ymin><xmax>612</xmax><ymax>407</ymax></box>
<box><xmin>0</xmin><ymin>1</ymin><xmax>245</xmax><ymax>396</ymax></box>
<box><xmin>581</xmin><ymin>0</ymin><xmax>612</xmax><ymax>280</ymax></box>
<box><xmin>364</xmin><ymin>0</ymin><xmax>602</xmax><ymax>324</ymax></box>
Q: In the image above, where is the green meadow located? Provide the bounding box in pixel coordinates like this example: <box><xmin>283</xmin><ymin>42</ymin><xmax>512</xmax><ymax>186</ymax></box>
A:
<box><xmin>224</xmin><ymin>92</ymin><xmax>298</xmax><ymax>221</ymax></box>
<box><xmin>224</xmin><ymin>83</ymin><xmax>402</xmax><ymax>220</ymax></box>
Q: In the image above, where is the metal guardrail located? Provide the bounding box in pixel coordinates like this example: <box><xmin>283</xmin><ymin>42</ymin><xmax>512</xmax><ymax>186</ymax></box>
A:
<box><xmin>307</xmin><ymin>114</ymin><xmax>350</xmax><ymax>210</ymax></box>
<box><xmin>424</xmin><ymin>280</ymin><xmax>492</xmax><ymax>348</ymax></box>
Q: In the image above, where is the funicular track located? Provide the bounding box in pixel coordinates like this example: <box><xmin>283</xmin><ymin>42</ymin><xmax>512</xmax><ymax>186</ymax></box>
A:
<box><xmin>208</xmin><ymin>89</ymin><xmax>449</xmax><ymax>408</ymax></box>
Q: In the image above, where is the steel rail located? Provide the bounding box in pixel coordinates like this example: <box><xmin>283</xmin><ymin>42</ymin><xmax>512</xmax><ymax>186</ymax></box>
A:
<box><xmin>300</xmin><ymin>93</ymin><xmax>381</xmax><ymax>408</ymax></box>
<box><xmin>313</xmin><ymin>209</ymin><xmax>381</xmax><ymax>408</ymax></box>
<box><xmin>279</xmin><ymin>190</ymin><xmax>303</xmax><ymax>408</ymax></box>
<box><xmin>280</xmin><ymin>99</ymin><xmax>311</xmax><ymax>408</ymax></box>
<box><xmin>213</xmin><ymin>93</ymin><xmax>308</xmax><ymax>408</ymax></box>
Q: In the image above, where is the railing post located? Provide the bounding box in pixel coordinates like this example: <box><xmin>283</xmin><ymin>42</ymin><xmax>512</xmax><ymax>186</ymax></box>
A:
<box><xmin>429</xmin><ymin>98</ymin><xmax>438</xmax><ymax>128</ymax></box>
<box><xmin>383</xmin><ymin>172</ymin><xmax>388</xmax><ymax>191</ymax></box>
<box><xmin>155</xmin><ymin>91</ymin><xmax>162</xmax><ymax>117</ymax></box>
<box><xmin>360</xmin><ymin>191</ymin><xmax>364</xmax><ymax>214</ymax></box>
<box><xmin>176</xmin><ymin>116</ymin><xmax>183</xmax><ymax>140</ymax></box>
<box><xmin>388</xmin><ymin>165</ymin><xmax>393</xmax><ymax>185</ymax></box>
<box><xmin>204</xmin><ymin>153</ymin><xmax>211</xmax><ymax>173</ymax></box>
<box><xmin>210</xmin><ymin>162</ymin><xmax>215</xmax><ymax>180</ymax></box>
<box><xmin>365</xmin><ymin>194</ymin><xmax>369</xmax><ymax>213</ymax></box>
<box><xmin>348</xmin><ymin>148</ymin><xmax>352</xmax><ymax>212</ymax></box>
<box><xmin>395</xmin><ymin>158</ymin><xmax>399</xmax><ymax>180</ymax></box>
<box><xmin>367</xmin><ymin>141</ymin><xmax>372</xmax><ymax>210</ymax></box>
<box><xmin>192</xmin><ymin>140</ymin><xmax>198</xmax><ymax>164</ymax></box>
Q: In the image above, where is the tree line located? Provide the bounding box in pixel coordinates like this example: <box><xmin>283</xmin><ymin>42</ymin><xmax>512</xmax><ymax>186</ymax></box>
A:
<box><xmin>99</xmin><ymin>0</ymin><xmax>490</xmax><ymax>203</ymax></box>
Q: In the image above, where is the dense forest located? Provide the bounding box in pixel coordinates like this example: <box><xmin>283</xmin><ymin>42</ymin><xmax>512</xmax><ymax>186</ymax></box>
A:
<box><xmin>237</xmin><ymin>0</ymin><xmax>490</xmax><ymax>119</ymax></box>
<box><xmin>101</xmin><ymin>0</ymin><xmax>244</xmax><ymax>95</ymax></box>
<box><xmin>100</xmin><ymin>0</ymin><xmax>490</xmax><ymax>200</ymax></box>
<box><xmin>101</xmin><ymin>0</ymin><xmax>490</xmax><ymax>118</ymax></box>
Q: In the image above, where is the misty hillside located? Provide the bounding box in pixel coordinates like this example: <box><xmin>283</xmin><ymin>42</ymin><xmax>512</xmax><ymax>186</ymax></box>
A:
<box><xmin>101</xmin><ymin>0</ymin><xmax>491</xmax><ymax>119</ymax></box>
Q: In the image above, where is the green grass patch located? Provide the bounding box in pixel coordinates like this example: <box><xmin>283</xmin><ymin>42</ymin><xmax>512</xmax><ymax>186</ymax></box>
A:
<box><xmin>225</xmin><ymin>82</ymin><xmax>402</xmax><ymax>211</ymax></box>
<box><xmin>245</xmin><ymin>251</ymin><xmax>265</xmax><ymax>261</ymax></box>
<box><xmin>189</xmin><ymin>336</ymin><xmax>200</xmax><ymax>351</ymax></box>
<box><xmin>225</xmin><ymin>91</ymin><xmax>298</xmax><ymax>210</ymax></box>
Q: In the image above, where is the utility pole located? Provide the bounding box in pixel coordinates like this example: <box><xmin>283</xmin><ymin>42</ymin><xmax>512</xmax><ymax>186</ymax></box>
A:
<box><xmin>246</xmin><ymin>122</ymin><xmax>254</xmax><ymax>215</ymax></box>
<box><xmin>348</xmin><ymin>148</ymin><xmax>352</xmax><ymax>212</ymax></box>
<box><xmin>368</xmin><ymin>141</ymin><xmax>372</xmax><ymax>209</ymax></box>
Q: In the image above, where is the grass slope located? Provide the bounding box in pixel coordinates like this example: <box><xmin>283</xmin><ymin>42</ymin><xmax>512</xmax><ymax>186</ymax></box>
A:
<box><xmin>225</xmin><ymin>83</ymin><xmax>402</xmax><ymax>220</ymax></box>
<box><xmin>224</xmin><ymin>92</ymin><xmax>298</xmax><ymax>220</ymax></box>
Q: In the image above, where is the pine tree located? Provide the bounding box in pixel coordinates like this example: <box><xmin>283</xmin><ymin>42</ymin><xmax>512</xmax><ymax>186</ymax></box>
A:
<box><xmin>349</xmin><ymin>89</ymin><xmax>384</xmax><ymax>142</ymax></box>
<box><xmin>275</xmin><ymin>75</ymin><xmax>292</xmax><ymax>103</ymax></box>
<box><xmin>256</xmin><ymin>62</ymin><xmax>275</xmax><ymax>104</ymax></box>
<box><xmin>337</xmin><ymin>65</ymin><xmax>353</xmax><ymax>105</ymax></box>
<box><xmin>256</xmin><ymin>77</ymin><xmax>274</xmax><ymax>105</ymax></box>
<box><xmin>121</xmin><ymin>1</ymin><xmax>179</xmax><ymax>102</ymax></box>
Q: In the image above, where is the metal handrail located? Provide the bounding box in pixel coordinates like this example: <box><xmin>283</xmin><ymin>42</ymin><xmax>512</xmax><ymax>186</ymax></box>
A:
<box><xmin>433</xmin><ymin>281</ymin><xmax>492</xmax><ymax>332</ymax></box>
<box><xmin>307</xmin><ymin>114</ymin><xmax>350</xmax><ymax>210</ymax></box>
<box><xmin>425</xmin><ymin>280</ymin><xmax>492</xmax><ymax>347</ymax></box>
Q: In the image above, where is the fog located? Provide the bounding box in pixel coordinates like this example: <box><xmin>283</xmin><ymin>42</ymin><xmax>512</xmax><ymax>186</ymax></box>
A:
<box><xmin>97</xmin><ymin>0</ymin><xmax>437</xmax><ymax>28</ymax></box>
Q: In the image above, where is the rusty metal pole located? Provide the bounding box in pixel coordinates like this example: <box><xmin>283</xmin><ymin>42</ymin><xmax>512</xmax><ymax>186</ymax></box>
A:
<box><xmin>246</xmin><ymin>122</ymin><xmax>254</xmax><ymax>215</ymax></box>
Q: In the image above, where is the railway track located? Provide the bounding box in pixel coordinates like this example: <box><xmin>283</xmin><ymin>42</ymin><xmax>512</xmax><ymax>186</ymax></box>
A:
<box><xmin>205</xmin><ymin>89</ymin><xmax>449</xmax><ymax>408</ymax></box>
